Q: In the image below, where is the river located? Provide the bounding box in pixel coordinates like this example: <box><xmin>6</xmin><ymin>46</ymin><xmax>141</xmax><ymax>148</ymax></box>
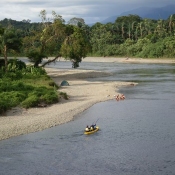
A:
<box><xmin>0</xmin><ymin>60</ymin><xmax>175</xmax><ymax>175</ymax></box>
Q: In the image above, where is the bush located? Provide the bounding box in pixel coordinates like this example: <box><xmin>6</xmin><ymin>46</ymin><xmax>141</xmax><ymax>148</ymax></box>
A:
<box><xmin>8</xmin><ymin>59</ymin><xmax>26</xmax><ymax>71</ymax></box>
<box><xmin>41</xmin><ymin>92</ymin><xmax>59</xmax><ymax>104</ymax></box>
<box><xmin>0</xmin><ymin>64</ymin><xmax>66</xmax><ymax>114</ymax></box>
<box><xmin>0</xmin><ymin>91</ymin><xmax>27</xmax><ymax>112</ymax></box>
<box><xmin>24</xmin><ymin>66</ymin><xmax>46</xmax><ymax>75</ymax></box>
<box><xmin>48</xmin><ymin>81</ymin><xmax>59</xmax><ymax>88</ymax></box>
<box><xmin>21</xmin><ymin>95</ymin><xmax>39</xmax><ymax>108</ymax></box>
<box><xmin>28</xmin><ymin>87</ymin><xmax>49</xmax><ymax>97</ymax></box>
<box><xmin>59</xmin><ymin>92</ymin><xmax>69</xmax><ymax>100</ymax></box>
<box><xmin>0</xmin><ymin>99</ymin><xmax>9</xmax><ymax>114</ymax></box>
<box><xmin>0</xmin><ymin>80</ymin><xmax>34</xmax><ymax>92</ymax></box>
<box><xmin>3</xmin><ymin>71</ymin><xmax>23</xmax><ymax>80</ymax></box>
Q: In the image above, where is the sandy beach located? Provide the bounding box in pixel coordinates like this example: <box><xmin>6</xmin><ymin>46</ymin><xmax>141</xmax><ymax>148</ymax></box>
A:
<box><xmin>0</xmin><ymin>57</ymin><xmax>174</xmax><ymax>141</ymax></box>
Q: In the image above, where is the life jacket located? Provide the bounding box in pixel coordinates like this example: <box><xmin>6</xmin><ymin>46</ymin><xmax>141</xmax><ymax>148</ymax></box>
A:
<box><xmin>85</xmin><ymin>127</ymin><xmax>89</xmax><ymax>132</ymax></box>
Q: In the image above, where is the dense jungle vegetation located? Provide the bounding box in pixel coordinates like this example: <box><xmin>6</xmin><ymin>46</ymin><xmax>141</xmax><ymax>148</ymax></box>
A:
<box><xmin>1</xmin><ymin>12</ymin><xmax>175</xmax><ymax>60</ymax></box>
<box><xmin>0</xmin><ymin>10</ymin><xmax>175</xmax><ymax>114</ymax></box>
<box><xmin>0</xmin><ymin>59</ymin><xmax>68</xmax><ymax>114</ymax></box>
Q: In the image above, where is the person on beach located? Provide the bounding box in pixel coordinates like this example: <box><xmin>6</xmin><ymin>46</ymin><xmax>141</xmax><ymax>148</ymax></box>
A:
<box><xmin>116</xmin><ymin>94</ymin><xmax>120</xmax><ymax>101</ymax></box>
<box><xmin>120</xmin><ymin>94</ymin><xmax>125</xmax><ymax>100</ymax></box>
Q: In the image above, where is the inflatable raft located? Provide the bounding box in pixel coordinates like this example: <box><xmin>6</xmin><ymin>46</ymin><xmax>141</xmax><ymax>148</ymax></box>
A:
<box><xmin>84</xmin><ymin>126</ymin><xmax>99</xmax><ymax>135</ymax></box>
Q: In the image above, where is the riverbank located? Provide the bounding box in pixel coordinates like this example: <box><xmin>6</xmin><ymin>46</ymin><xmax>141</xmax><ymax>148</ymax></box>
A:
<box><xmin>56</xmin><ymin>57</ymin><xmax>175</xmax><ymax>64</ymax></box>
<box><xmin>0</xmin><ymin>67</ymin><xmax>136</xmax><ymax>141</ymax></box>
<box><xmin>1</xmin><ymin>56</ymin><xmax>174</xmax><ymax>141</ymax></box>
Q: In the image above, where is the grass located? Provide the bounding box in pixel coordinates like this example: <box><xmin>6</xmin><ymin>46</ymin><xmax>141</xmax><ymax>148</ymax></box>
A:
<box><xmin>0</xmin><ymin>65</ymin><xmax>67</xmax><ymax>114</ymax></box>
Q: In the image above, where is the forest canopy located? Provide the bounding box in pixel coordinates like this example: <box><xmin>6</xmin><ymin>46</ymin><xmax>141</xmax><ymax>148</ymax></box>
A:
<box><xmin>1</xmin><ymin>11</ymin><xmax>175</xmax><ymax>67</ymax></box>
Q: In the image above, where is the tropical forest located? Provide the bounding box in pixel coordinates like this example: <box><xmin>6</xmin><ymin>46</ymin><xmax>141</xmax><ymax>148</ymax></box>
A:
<box><xmin>0</xmin><ymin>10</ymin><xmax>175</xmax><ymax>114</ymax></box>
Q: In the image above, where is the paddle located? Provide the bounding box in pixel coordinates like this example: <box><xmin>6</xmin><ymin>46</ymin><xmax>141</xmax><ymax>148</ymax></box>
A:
<box><xmin>92</xmin><ymin>118</ymin><xmax>99</xmax><ymax>126</ymax></box>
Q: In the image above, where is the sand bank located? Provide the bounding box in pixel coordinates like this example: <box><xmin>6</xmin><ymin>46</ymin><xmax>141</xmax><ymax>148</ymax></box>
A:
<box><xmin>56</xmin><ymin>57</ymin><xmax>175</xmax><ymax>64</ymax></box>
<box><xmin>0</xmin><ymin>67</ymin><xmax>136</xmax><ymax>141</ymax></box>
<box><xmin>1</xmin><ymin>56</ymin><xmax>174</xmax><ymax>141</ymax></box>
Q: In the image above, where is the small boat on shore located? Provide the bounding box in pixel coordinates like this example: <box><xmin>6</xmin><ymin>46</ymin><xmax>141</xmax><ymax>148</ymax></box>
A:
<box><xmin>84</xmin><ymin>126</ymin><xmax>99</xmax><ymax>135</ymax></box>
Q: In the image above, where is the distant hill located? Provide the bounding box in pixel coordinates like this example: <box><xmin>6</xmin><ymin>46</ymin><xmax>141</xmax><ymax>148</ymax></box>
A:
<box><xmin>101</xmin><ymin>4</ymin><xmax>175</xmax><ymax>24</ymax></box>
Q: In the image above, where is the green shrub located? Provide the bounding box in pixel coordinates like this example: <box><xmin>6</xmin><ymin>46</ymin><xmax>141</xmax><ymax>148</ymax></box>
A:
<box><xmin>0</xmin><ymin>99</ymin><xmax>9</xmax><ymax>114</ymax></box>
<box><xmin>8</xmin><ymin>59</ymin><xmax>26</xmax><ymax>71</ymax></box>
<box><xmin>3</xmin><ymin>71</ymin><xmax>23</xmax><ymax>80</ymax></box>
<box><xmin>21</xmin><ymin>95</ymin><xmax>39</xmax><ymax>108</ymax></box>
<box><xmin>0</xmin><ymin>91</ymin><xmax>27</xmax><ymax>112</ymax></box>
<box><xmin>48</xmin><ymin>81</ymin><xmax>59</xmax><ymax>88</ymax></box>
<box><xmin>25</xmin><ymin>65</ymin><xmax>46</xmax><ymax>75</ymax></box>
<box><xmin>0</xmin><ymin>65</ymin><xmax>61</xmax><ymax>113</ymax></box>
<box><xmin>41</xmin><ymin>92</ymin><xmax>59</xmax><ymax>104</ymax></box>
<box><xmin>28</xmin><ymin>86</ymin><xmax>49</xmax><ymax>97</ymax></box>
<box><xmin>0</xmin><ymin>80</ymin><xmax>34</xmax><ymax>92</ymax></box>
<box><xmin>59</xmin><ymin>92</ymin><xmax>69</xmax><ymax>100</ymax></box>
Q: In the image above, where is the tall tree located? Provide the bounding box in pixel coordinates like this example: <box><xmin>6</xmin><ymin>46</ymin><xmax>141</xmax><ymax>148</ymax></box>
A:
<box><xmin>60</xmin><ymin>26</ymin><xmax>91</xmax><ymax>68</ymax></box>
<box><xmin>0</xmin><ymin>27</ymin><xmax>22</xmax><ymax>69</ymax></box>
<box><xmin>68</xmin><ymin>17</ymin><xmax>85</xmax><ymax>27</ymax></box>
<box><xmin>23</xmin><ymin>10</ymin><xmax>66</xmax><ymax>67</ymax></box>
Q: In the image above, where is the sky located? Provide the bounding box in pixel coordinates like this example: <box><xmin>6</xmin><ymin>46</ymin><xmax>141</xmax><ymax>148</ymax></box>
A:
<box><xmin>0</xmin><ymin>0</ymin><xmax>174</xmax><ymax>24</ymax></box>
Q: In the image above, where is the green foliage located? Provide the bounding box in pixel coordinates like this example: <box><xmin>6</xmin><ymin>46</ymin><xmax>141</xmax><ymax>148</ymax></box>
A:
<box><xmin>27</xmin><ymin>50</ymin><xmax>47</xmax><ymax>67</ymax></box>
<box><xmin>0</xmin><ymin>91</ymin><xmax>27</xmax><ymax>113</ymax></box>
<box><xmin>115</xmin><ymin>15</ymin><xmax>142</xmax><ymax>24</ymax></box>
<box><xmin>0</xmin><ymin>65</ymin><xmax>67</xmax><ymax>114</ymax></box>
<box><xmin>59</xmin><ymin>92</ymin><xmax>69</xmax><ymax>100</ymax></box>
<box><xmin>21</xmin><ymin>88</ymin><xmax>59</xmax><ymax>108</ymax></box>
<box><xmin>0</xmin><ymin>29</ymin><xmax>22</xmax><ymax>52</ymax></box>
<box><xmin>41</xmin><ymin>91</ymin><xmax>59</xmax><ymax>104</ymax></box>
<box><xmin>163</xmin><ymin>37</ymin><xmax>175</xmax><ymax>57</ymax></box>
<box><xmin>90</xmin><ymin>24</ymin><xmax>114</xmax><ymax>56</ymax></box>
<box><xmin>0</xmin><ymin>80</ymin><xmax>33</xmax><ymax>92</ymax></box>
<box><xmin>0</xmin><ymin>58</ymin><xmax>26</xmax><ymax>70</ymax></box>
<box><xmin>48</xmin><ymin>81</ymin><xmax>59</xmax><ymax>88</ymax></box>
<box><xmin>1</xmin><ymin>12</ymin><xmax>175</xmax><ymax>60</ymax></box>
<box><xmin>0</xmin><ymin>28</ymin><xmax>22</xmax><ymax>70</ymax></box>
<box><xmin>24</xmin><ymin>65</ymin><xmax>46</xmax><ymax>75</ymax></box>
<box><xmin>60</xmin><ymin>26</ymin><xmax>91</xmax><ymax>68</ymax></box>
<box><xmin>7</xmin><ymin>59</ymin><xmax>26</xmax><ymax>71</ymax></box>
<box><xmin>137</xmin><ymin>43</ymin><xmax>164</xmax><ymax>58</ymax></box>
<box><xmin>20</xmin><ymin>95</ymin><xmax>39</xmax><ymax>108</ymax></box>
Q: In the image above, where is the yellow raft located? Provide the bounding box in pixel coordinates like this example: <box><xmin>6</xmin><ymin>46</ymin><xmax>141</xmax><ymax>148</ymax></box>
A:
<box><xmin>84</xmin><ymin>126</ymin><xmax>99</xmax><ymax>135</ymax></box>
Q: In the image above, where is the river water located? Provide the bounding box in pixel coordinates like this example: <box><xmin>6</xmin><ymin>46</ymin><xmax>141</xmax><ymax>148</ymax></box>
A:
<box><xmin>0</xmin><ymin>60</ymin><xmax>175</xmax><ymax>175</ymax></box>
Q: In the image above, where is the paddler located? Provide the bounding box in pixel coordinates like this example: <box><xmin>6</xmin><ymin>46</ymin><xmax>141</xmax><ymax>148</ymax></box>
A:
<box><xmin>85</xmin><ymin>125</ymin><xmax>90</xmax><ymax>132</ymax></box>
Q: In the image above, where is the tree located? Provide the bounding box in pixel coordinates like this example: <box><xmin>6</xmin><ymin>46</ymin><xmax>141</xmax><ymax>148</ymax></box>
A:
<box><xmin>0</xmin><ymin>27</ymin><xmax>22</xmax><ymax>70</ymax></box>
<box><xmin>167</xmin><ymin>14</ymin><xmax>175</xmax><ymax>35</ymax></box>
<box><xmin>68</xmin><ymin>17</ymin><xmax>85</xmax><ymax>27</ymax></box>
<box><xmin>26</xmin><ymin>50</ymin><xmax>47</xmax><ymax>67</ymax></box>
<box><xmin>115</xmin><ymin>14</ymin><xmax>142</xmax><ymax>24</ymax></box>
<box><xmin>23</xmin><ymin>10</ymin><xmax>66</xmax><ymax>67</ymax></box>
<box><xmin>60</xmin><ymin>26</ymin><xmax>91</xmax><ymax>68</ymax></box>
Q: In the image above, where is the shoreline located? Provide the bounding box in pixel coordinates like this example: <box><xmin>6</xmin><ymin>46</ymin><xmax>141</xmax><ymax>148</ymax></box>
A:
<box><xmin>1</xmin><ymin>56</ymin><xmax>173</xmax><ymax>141</ymax></box>
<box><xmin>0</xmin><ymin>68</ymin><xmax>136</xmax><ymax>141</ymax></box>
<box><xmin>56</xmin><ymin>57</ymin><xmax>175</xmax><ymax>64</ymax></box>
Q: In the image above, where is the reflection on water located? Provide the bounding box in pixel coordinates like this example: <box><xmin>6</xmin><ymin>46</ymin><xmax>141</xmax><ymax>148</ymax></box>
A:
<box><xmin>0</xmin><ymin>60</ymin><xmax>175</xmax><ymax>175</ymax></box>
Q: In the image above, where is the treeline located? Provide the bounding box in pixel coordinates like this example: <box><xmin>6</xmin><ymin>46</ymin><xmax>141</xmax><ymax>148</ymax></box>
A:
<box><xmin>0</xmin><ymin>10</ymin><xmax>91</xmax><ymax>69</ymax></box>
<box><xmin>90</xmin><ymin>14</ymin><xmax>175</xmax><ymax>58</ymax></box>
<box><xmin>1</xmin><ymin>12</ymin><xmax>175</xmax><ymax>61</ymax></box>
<box><xmin>1</xmin><ymin>11</ymin><xmax>175</xmax><ymax>113</ymax></box>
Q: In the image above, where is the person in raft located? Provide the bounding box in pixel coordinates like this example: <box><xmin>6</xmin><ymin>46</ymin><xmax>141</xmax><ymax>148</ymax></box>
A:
<box><xmin>85</xmin><ymin>125</ymin><xmax>90</xmax><ymax>132</ymax></box>
<box><xmin>90</xmin><ymin>124</ymin><xmax>96</xmax><ymax>130</ymax></box>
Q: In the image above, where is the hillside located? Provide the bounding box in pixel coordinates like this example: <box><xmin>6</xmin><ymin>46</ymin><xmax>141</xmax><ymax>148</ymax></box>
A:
<box><xmin>101</xmin><ymin>4</ymin><xmax>175</xmax><ymax>24</ymax></box>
